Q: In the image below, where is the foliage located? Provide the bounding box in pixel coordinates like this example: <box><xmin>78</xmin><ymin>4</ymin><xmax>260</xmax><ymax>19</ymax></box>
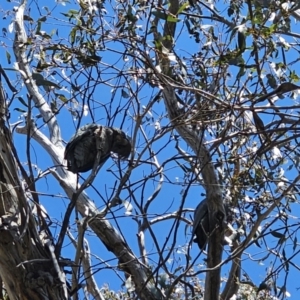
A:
<box><xmin>1</xmin><ymin>0</ymin><xmax>300</xmax><ymax>299</ymax></box>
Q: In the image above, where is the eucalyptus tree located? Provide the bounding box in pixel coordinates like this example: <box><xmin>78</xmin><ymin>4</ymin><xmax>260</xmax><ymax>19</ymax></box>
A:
<box><xmin>0</xmin><ymin>0</ymin><xmax>300</xmax><ymax>299</ymax></box>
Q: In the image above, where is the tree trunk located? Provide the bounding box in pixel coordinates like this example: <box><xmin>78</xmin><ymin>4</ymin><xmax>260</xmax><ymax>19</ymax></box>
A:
<box><xmin>0</xmin><ymin>88</ymin><xmax>68</xmax><ymax>299</ymax></box>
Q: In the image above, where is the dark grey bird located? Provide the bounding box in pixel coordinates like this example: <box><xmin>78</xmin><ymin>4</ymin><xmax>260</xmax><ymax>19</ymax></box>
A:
<box><xmin>193</xmin><ymin>199</ymin><xmax>209</xmax><ymax>250</ymax></box>
<box><xmin>193</xmin><ymin>199</ymin><xmax>231</xmax><ymax>251</ymax></box>
<box><xmin>64</xmin><ymin>124</ymin><xmax>132</xmax><ymax>173</ymax></box>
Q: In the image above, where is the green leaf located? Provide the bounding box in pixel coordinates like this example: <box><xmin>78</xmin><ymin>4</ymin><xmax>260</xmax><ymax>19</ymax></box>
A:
<box><xmin>293</xmin><ymin>236</ymin><xmax>297</xmax><ymax>252</ymax></box>
<box><xmin>68</xmin><ymin>9</ymin><xmax>79</xmax><ymax>15</ymax></box>
<box><xmin>70</xmin><ymin>27</ymin><xmax>77</xmax><ymax>44</ymax></box>
<box><xmin>56</xmin><ymin>94</ymin><xmax>68</xmax><ymax>103</ymax></box>
<box><xmin>167</xmin><ymin>15</ymin><xmax>180</xmax><ymax>22</ymax></box>
<box><xmin>152</xmin><ymin>10</ymin><xmax>167</xmax><ymax>20</ymax></box>
<box><xmin>282</xmin><ymin>248</ymin><xmax>289</xmax><ymax>271</ymax></box>
<box><xmin>237</xmin><ymin>31</ymin><xmax>246</xmax><ymax>52</ymax></box>
<box><xmin>177</xmin><ymin>2</ymin><xmax>189</xmax><ymax>14</ymax></box>
<box><xmin>32</xmin><ymin>73</ymin><xmax>44</xmax><ymax>81</ymax></box>
<box><xmin>270</xmin><ymin>230</ymin><xmax>285</xmax><ymax>239</ymax></box>
<box><xmin>36</xmin><ymin>20</ymin><xmax>42</xmax><ymax>33</ymax></box>
<box><xmin>5</xmin><ymin>51</ymin><xmax>11</xmax><ymax>64</ymax></box>
<box><xmin>43</xmin><ymin>6</ymin><xmax>50</xmax><ymax>14</ymax></box>
<box><xmin>32</xmin><ymin>73</ymin><xmax>61</xmax><ymax>89</ymax></box>
<box><xmin>266</xmin><ymin>74</ymin><xmax>277</xmax><ymax>88</ymax></box>
<box><xmin>121</xmin><ymin>89</ymin><xmax>130</xmax><ymax>98</ymax></box>
<box><xmin>173</xmin><ymin>266</ymin><xmax>183</xmax><ymax>274</ymax></box>
<box><xmin>36</xmin><ymin>32</ymin><xmax>51</xmax><ymax>39</ymax></box>
<box><xmin>23</xmin><ymin>15</ymin><xmax>34</xmax><ymax>22</ymax></box>
<box><xmin>257</xmin><ymin>282</ymin><xmax>270</xmax><ymax>293</ymax></box>
<box><xmin>17</xmin><ymin>97</ymin><xmax>28</xmax><ymax>107</ymax></box>
<box><xmin>71</xmin><ymin>83</ymin><xmax>80</xmax><ymax>91</ymax></box>
<box><xmin>14</xmin><ymin>108</ymin><xmax>27</xmax><ymax>113</ymax></box>
<box><xmin>50</xmin><ymin>101</ymin><xmax>58</xmax><ymax>114</ymax></box>
<box><xmin>228</xmin><ymin>7</ymin><xmax>234</xmax><ymax>17</ymax></box>
<box><xmin>185</xmin><ymin>19</ymin><xmax>193</xmax><ymax>34</ymax></box>
<box><xmin>229</xmin><ymin>27</ymin><xmax>237</xmax><ymax>43</ymax></box>
<box><xmin>61</xmin><ymin>9</ymin><xmax>79</xmax><ymax>18</ymax></box>
<box><xmin>228</xmin><ymin>56</ymin><xmax>245</xmax><ymax>66</ymax></box>
<box><xmin>236</xmin><ymin>66</ymin><xmax>245</xmax><ymax>79</ymax></box>
<box><xmin>38</xmin><ymin>16</ymin><xmax>47</xmax><ymax>22</ymax></box>
<box><xmin>38</xmin><ymin>79</ymin><xmax>61</xmax><ymax>89</ymax></box>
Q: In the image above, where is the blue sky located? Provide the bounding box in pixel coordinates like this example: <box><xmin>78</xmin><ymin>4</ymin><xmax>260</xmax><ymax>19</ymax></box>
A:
<box><xmin>1</xmin><ymin>0</ymin><xmax>300</xmax><ymax>298</ymax></box>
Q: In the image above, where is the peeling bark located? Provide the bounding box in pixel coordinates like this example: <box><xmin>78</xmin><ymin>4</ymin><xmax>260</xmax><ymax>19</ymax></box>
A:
<box><xmin>0</xmin><ymin>87</ymin><xmax>68</xmax><ymax>299</ymax></box>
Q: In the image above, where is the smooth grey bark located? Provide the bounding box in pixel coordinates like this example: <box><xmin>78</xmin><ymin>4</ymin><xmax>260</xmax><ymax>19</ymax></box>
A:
<box><xmin>220</xmin><ymin>256</ymin><xmax>241</xmax><ymax>300</ymax></box>
<box><xmin>157</xmin><ymin>1</ymin><xmax>225</xmax><ymax>299</ymax></box>
<box><xmin>161</xmin><ymin>85</ymin><xmax>224</xmax><ymax>300</ymax></box>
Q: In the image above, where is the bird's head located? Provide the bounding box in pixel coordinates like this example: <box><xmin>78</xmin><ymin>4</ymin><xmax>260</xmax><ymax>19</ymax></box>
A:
<box><xmin>111</xmin><ymin>129</ymin><xmax>132</xmax><ymax>159</ymax></box>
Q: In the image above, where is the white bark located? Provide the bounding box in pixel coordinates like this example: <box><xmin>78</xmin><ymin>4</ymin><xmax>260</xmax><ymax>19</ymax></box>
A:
<box><xmin>12</xmin><ymin>1</ymin><xmax>165</xmax><ymax>299</ymax></box>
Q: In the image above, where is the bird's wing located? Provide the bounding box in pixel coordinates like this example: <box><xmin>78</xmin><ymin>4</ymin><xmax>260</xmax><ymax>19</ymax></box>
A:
<box><xmin>64</xmin><ymin>123</ymin><xmax>100</xmax><ymax>159</ymax></box>
<box><xmin>192</xmin><ymin>199</ymin><xmax>208</xmax><ymax>237</ymax></box>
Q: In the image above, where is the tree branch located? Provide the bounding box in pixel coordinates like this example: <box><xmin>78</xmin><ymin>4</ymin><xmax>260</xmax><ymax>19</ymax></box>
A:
<box><xmin>156</xmin><ymin>1</ymin><xmax>225</xmax><ymax>299</ymax></box>
<box><xmin>12</xmin><ymin>1</ymin><xmax>166</xmax><ymax>298</ymax></box>
<box><xmin>13</xmin><ymin>0</ymin><xmax>63</xmax><ymax>148</ymax></box>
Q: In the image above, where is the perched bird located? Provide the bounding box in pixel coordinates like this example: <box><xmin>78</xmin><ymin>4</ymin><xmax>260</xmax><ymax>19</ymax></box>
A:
<box><xmin>64</xmin><ymin>124</ymin><xmax>131</xmax><ymax>173</ymax></box>
<box><xmin>193</xmin><ymin>199</ymin><xmax>232</xmax><ymax>251</ymax></box>
<box><xmin>193</xmin><ymin>199</ymin><xmax>209</xmax><ymax>250</ymax></box>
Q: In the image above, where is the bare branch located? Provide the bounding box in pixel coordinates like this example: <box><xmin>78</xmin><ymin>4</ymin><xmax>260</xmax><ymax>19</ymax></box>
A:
<box><xmin>82</xmin><ymin>238</ymin><xmax>105</xmax><ymax>300</ymax></box>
